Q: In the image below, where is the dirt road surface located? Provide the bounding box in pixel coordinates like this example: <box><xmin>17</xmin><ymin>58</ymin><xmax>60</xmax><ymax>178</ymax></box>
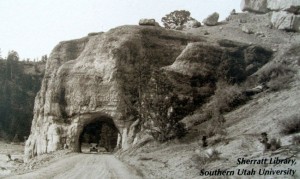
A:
<box><xmin>5</xmin><ymin>154</ymin><xmax>142</xmax><ymax>179</ymax></box>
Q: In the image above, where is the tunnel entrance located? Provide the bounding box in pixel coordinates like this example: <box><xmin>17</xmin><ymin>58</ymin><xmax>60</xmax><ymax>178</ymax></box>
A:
<box><xmin>79</xmin><ymin>119</ymin><xmax>118</xmax><ymax>153</ymax></box>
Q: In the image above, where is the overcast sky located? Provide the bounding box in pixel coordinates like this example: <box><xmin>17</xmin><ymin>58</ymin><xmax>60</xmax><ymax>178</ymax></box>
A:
<box><xmin>0</xmin><ymin>0</ymin><xmax>240</xmax><ymax>60</ymax></box>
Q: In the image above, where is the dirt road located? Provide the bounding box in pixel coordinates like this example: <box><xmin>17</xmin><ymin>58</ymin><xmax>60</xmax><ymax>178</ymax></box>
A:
<box><xmin>6</xmin><ymin>154</ymin><xmax>142</xmax><ymax>179</ymax></box>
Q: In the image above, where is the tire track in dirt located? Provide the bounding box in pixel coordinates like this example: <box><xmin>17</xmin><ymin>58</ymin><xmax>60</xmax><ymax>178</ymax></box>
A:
<box><xmin>5</xmin><ymin>154</ymin><xmax>142</xmax><ymax>179</ymax></box>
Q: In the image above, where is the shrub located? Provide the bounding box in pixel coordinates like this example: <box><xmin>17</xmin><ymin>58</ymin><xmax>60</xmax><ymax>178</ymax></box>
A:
<box><xmin>259</xmin><ymin>133</ymin><xmax>281</xmax><ymax>152</ymax></box>
<box><xmin>209</xmin><ymin>149</ymin><xmax>221</xmax><ymax>159</ymax></box>
<box><xmin>204</xmin><ymin>123</ymin><xmax>227</xmax><ymax>138</ymax></box>
<box><xmin>174</xmin><ymin>122</ymin><xmax>188</xmax><ymax>139</ymax></box>
<box><xmin>213</xmin><ymin>82</ymin><xmax>249</xmax><ymax>113</ymax></box>
<box><xmin>196</xmin><ymin>104</ymin><xmax>227</xmax><ymax>138</ymax></box>
<box><xmin>192</xmin><ymin>149</ymin><xmax>220</xmax><ymax>169</ymax></box>
<box><xmin>259</xmin><ymin>62</ymin><xmax>296</xmax><ymax>91</ymax></box>
<box><xmin>269</xmin><ymin>138</ymin><xmax>281</xmax><ymax>151</ymax></box>
<box><xmin>142</xmin><ymin>71</ymin><xmax>189</xmax><ymax>142</ymax></box>
<box><xmin>280</xmin><ymin>114</ymin><xmax>300</xmax><ymax>135</ymax></box>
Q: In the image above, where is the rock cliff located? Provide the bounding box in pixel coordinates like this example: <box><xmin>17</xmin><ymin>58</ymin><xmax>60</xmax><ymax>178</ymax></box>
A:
<box><xmin>241</xmin><ymin>0</ymin><xmax>300</xmax><ymax>32</ymax></box>
<box><xmin>25</xmin><ymin>26</ymin><xmax>202</xmax><ymax>158</ymax></box>
<box><xmin>25</xmin><ymin>25</ymin><xmax>273</xmax><ymax>159</ymax></box>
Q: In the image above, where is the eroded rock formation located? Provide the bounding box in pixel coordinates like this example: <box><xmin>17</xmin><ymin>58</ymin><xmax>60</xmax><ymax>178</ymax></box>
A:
<box><xmin>25</xmin><ymin>25</ymin><xmax>273</xmax><ymax>159</ymax></box>
<box><xmin>241</xmin><ymin>0</ymin><xmax>269</xmax><ymax>14</ymax></box>
<box><xmin>25</xmin><ymin>26</ymin><xmax>203</xmax><ymax>159</ymax></box>
<box><xmin>271</xmin><ymin>11</ymin><xmax>300</xmax><ymax>31</ymax></box>
<box><xmin>241</xmin><ymin>0</ymin><xmax>300</xmax><ymax>32</ymax></box>
<box><xmin>267</xmin><ymin>0</ymin><xmax>300</xmax><ymax>13</ymax></box>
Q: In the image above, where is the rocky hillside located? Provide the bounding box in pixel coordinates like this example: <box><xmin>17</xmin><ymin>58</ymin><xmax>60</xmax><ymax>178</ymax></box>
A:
<box><xmin>0</xmin><ymin>59</ymin><xmax>45</xmax><ymax>141</ymax></box>
<box><xmin>24</xmin><ymin>3</ymin><xmax>300</xmax><ymax>178</ymax></box>
<box><xmin>117</xmin><ymin>1</ymin><xmax>300</xmax><ymax>178</ymax></box>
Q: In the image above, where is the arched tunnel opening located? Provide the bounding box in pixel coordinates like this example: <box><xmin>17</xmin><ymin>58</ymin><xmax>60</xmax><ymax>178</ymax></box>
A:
<box><xmin>79</xmin><ymin>118</ymin><xmax>119</xmax><ymax>153</ymax></box>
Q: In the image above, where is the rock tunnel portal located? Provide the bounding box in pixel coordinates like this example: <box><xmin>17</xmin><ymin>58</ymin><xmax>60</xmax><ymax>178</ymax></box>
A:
<box><xmin>78</xmin><ymin>116</ymin><xmax>119</xmax><ymax>153</ymax></box>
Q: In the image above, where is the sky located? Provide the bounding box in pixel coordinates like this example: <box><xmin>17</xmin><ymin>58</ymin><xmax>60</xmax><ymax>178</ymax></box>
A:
<box><xmin>0</xmin><ymin>0</ymin><xmax>240</xmax><ymax>60</ymax></box>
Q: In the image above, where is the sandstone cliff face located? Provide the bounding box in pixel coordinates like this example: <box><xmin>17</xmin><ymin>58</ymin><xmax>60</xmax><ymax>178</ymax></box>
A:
<box><xmin>25</xmin><ymin>26</ymin><xmax>203</xmax><ymax>158</ymax></box>
<box><xmin>25</xmin><ymin>25</ymin><xmax>273</xmax><ymax>159</ymax></box>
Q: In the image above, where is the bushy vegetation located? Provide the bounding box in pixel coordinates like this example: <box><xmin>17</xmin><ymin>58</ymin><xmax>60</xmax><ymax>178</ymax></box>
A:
<box><xmin>200</xmin><ymin>112</ymin><xmax>226</xmax><ymax>138</ymax></box>
<box><xmin>259</xmin><ymin>62</ymin><xmax>296</xmax><ymax>91</ymax></box>
<box><xmin>269</xmin><ymin>138</ymin><xmax>281</xmax><ymax>151</ymax></box>
<box><xmin>192</xmin><ymin>149</ymin><xmax>220</xmax><ymax>169</ymax></box>
<box><xmin>259</xmin><ymin>132</ymin><xmax>281</xmax><ymax>152</ymax></box>
<box><xmin>213</xmin><ymin>81</ymin><xmax>249</xmax><ymax>113</ymax></box>
<box><xmin>141</xmin><ymin>70</ymin><xmax>189</xmax><ymax>142</ymax></box>
<box><xmin>161</xmin><ymin>10</ymin><xmax>196</xmax><ymax>30</ymax></box>
<box><xmin>184</xmin><ymin>80</ymin><xmax>249</xmax><ymax>141</ymax></box>
<box><xmin>280</xmin><ymin>114</ymin><xmax>300</xmax><ymax>135</ymax></box>
<box><xmin>0</xmin><ymin>51</ymin><xmax>45</xmax><ymax>141</ymax></box>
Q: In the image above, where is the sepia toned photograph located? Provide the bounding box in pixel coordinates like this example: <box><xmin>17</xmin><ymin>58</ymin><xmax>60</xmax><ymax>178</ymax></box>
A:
<box><xmin>0</xmin><ymin>0</ymin><xmax>299</xmax><ymax>178</ymax></box>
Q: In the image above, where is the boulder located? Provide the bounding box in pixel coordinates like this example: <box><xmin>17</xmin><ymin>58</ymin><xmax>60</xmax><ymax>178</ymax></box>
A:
<box><xmin>271</xmin><ymin>11</ymin><xmax>300</xmax><ymax>32</ymax></box>
<box><xmin>183</xmin><ymin>19</ymin><xmax>201</xmax><ymax>29</ymax></box>
<box><xmin>203</xmin><ymin>12</ymin><xmax>219</xmax><ymax>26</ymax></box>
<box><xmin>241</xmin><ymin>0</ymin><xmax>269</xmax><ymax>14</ymax></box>
<box><xmin>139</xmin><ymin>18</ymin><xmax>159</xmax><ymax>26</ymax></box>
<box><xmin>242</xmin><ymin>26</ymin><xmax>253</xmax><ymax>34</ymax></box>
<box><xmin>267</xmin><ymin>0</ymin><xmax>300</xmax><ymax>14</ymax></box>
